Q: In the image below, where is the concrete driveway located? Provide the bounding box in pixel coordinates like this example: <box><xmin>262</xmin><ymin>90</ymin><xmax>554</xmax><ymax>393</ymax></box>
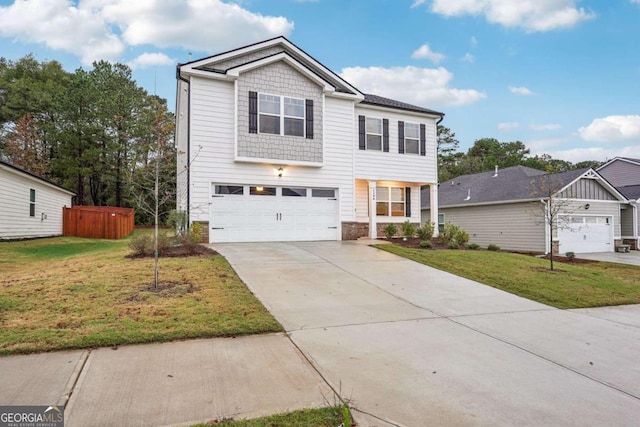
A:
<box><xmin>577</xmin><ymin>250</ymin><xmax>640</xmax><ymax>266</ymax></box>
<box><xmin>215</xmin><ymin>241</ymin><xmax>640</xmax><ymax>426</ymax></box>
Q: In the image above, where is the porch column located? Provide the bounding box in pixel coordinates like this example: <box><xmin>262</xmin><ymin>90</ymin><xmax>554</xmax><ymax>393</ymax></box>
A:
<box><xmin>368</xmin><ymin>180</ymin><xmax>377</xmax><ymax>239</ymax></box>
<box><xmin>430</xmin><ymin>183</ymin><xmax>439</xmax><ymax>238</ymax></box>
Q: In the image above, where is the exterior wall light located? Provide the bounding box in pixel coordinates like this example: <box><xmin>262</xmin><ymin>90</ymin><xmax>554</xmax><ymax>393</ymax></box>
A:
<box><xmin>278</xmin><ymin>167</ymin><xmax>284</xmax><ymax>177</ymax></box>
<box><xmin>585</xmin><ymin>203</ymin><xmax>590</xmax><ymax>210</ymax></box>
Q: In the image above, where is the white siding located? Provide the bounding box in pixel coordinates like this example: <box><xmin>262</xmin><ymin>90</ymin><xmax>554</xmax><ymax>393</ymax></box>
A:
<box><xmin>0</xmin><ymin>167</ymin><xmax>73</xmax><ymax>239</ymax></box>
<box><xmin>188</xmin><ymin>77</ymin><xmax>355</xmax><ymax>224</ymax></box>
<box><xmin>423</xmin><ymin>202</ymin><xmax>546</xmax><ymax>252</ymax></box>
<box><xmin>354</xmin><ymin>106</ymin><xmax>438</xmax><ymax>184</ymax></box>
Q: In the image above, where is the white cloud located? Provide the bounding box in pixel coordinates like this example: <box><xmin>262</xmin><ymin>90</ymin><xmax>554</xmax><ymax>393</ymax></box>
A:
<box><xmin>470</xmin><ymin>35</ymin><xmax>478</xmax><ymax>47</ymax></box>
<box><xmin>462</xmin><ymin>53</ymin><xmax>475</xmax><ymax>63</ymax></box>
<box><xmin>128</xmin><ymin>52</ymin><xmax>174</xmax><ymax>70</ymax></box>
<box><xmin>509</xmin><ymin>85</ymin><xmax>534</xmax><ymax>96</ymax></box>
<box><xmin>411</xmin><ymin>0</ymin><xmax>427</xmax><ymax>8</ymax></box>
<box><xmin>411</xmin><ymin>44</ymin><xmax>446</xmax><ymax>63</ymax></box>
<box><xmin>426</xmin><ymin>0</ymin><xmax>595</xmax><ymax>32</ymax></box>
<box><xmin>340</xmin><ymin>65</ymin><xmax>485</xmax><ymax>107</ymax></box>
<box><xmin>578</xmin><ymin>115</ymin><xmax>640</xmax><ymax>142</ymax></box>
<box><xmin>0</xmin><ymin>0</ymin><xmax>124</xmax><ymax>64</ymax></box>
<box><xmin>498</xmin><ymin>122</ymin><xmax>519</xmax><ymax>131</ymax></box>
<box><xmin>101</xmin><ymin>0</ymin><xmax>293</xmax><ymax>52</ymax></box>
<box><xmin>0</xmin><ymin>0</ymin><xmax>293</xmax><ymax>65</ymax></box>
<box><xmin>529</xmin><ymin>123</ymin><xmax>562</xmax><ymax>131</ymax></box>
<box><xmin>538</xmin><ymin>145</ymin><xmax>640</xmax><ymax>163</ymax></box>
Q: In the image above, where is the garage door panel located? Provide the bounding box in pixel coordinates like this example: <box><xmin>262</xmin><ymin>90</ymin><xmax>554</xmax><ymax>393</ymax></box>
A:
<box><xmin>558</xmin><ymin>216</ymin><xmax>613</xmax><ymax>253</ymax></box>
<box><xmin>210</xmin><ymin>185</ymin><xmax>338</xmax><ymax>243</ymax></box>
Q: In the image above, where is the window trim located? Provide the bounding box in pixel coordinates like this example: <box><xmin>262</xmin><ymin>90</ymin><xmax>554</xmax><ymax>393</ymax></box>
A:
<box><xmin>438</xmin><ymin>213</ymin><xmax>445</xmax><ymax>232</ymax></box>
<box><xmin>258</xmin><ymin>92</ymin><xmax>305</xmax><ymax>138</ymax></box>
<box><xmin>29</xmin><ymin>189</ymin><xmax>36</xmax><ymax>217</ymax></box>
<box><xmin>365</xmin><ymin>117</ymin><xmax>383</xmax><ymax>151</ymax></box>
<box><xmin>404</xmin><ymin>122</ymin><xmax>420</xmax><ymax>155</ymax></box>
<box><xmin>375</xmin><ymin>186</ymin><xmax>406</xmax><ymax>217</ymax></box>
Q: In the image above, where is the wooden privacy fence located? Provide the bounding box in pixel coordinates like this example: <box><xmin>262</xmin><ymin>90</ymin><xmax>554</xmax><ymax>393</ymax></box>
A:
<box><xmin>63</xmin><ymin>206</ymin><xmax>135</xmax><ymax>239</ymax></box>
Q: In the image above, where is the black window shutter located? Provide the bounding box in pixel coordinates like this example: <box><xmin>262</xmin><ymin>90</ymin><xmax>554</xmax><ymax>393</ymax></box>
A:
<box><xmin>358</xmin><ymin>115</ymin><xmax>366</xmax><ymax>150</ymax></box>
<box><xmin>405</xmin><ymin>187</ymin><xmax>411</xmax><ymax>217</ymax></box>
<box><xmin>383</xmin><ymin>119</ymin><xmax>389</xmax><ymax>152</ymax></box>
<box><xmin>419</xmin><ymin>124</ymin><xmax>426</xmax><ymax>156</ymax></box>
<box><xmin>305</xmin><ymin>99</ymin><xmax>314</xmax><ymax>139</ymax></box>
<box><xmin>398</xmin><ymin>121</ymin><xmax>405</xmax><ymax>154</ymax></box>
<box><xmin>249</xmin><ymin>91</ymin><xmax>258</xmax><ymax>134</ymax></box>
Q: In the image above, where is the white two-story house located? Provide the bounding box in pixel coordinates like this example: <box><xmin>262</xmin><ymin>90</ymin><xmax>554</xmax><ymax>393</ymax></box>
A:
<box><xmin>176</xmin><ymin>37</ymin><xmax>443</xmax><ymax>243</ymax></box>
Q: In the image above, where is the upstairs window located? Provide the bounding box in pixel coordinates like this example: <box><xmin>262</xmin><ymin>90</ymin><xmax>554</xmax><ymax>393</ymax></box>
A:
<box><xmin>256</xmin><ymin>93</ymin><xmax>306</xmax><ymax>137</ymax></box>
<box><xmin>366</xmin><ymin>118</ymin><xmax>382</xmax><ymax>151</ymax></box>
<box><xmin>404</xmin><ymin>123</ymin><xmax>420</xmax><ymax>154</ymax></box>
<box><xmin>359</xmin><ymin>115</ymin><xmax>389</xmax><ymax>152</ymax></box>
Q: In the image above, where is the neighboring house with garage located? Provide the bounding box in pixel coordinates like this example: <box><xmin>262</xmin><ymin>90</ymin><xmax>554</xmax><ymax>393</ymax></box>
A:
<box><xmin>597</xmin><ymin>157</ymin><xmax>640</xmax><ymax>249</ymax></box>
<box><xmin>0</xmin><ymin>159</ymin><xmax>74</xmax><ymax>240</ymax></box>
<box><xmin>175</xmin><ymin>37</ymin><xmax>443</xmax><ymax>243</ymax></box>
<box><xmin>421</xmin><ymin>166</ymin><xmax>629</xmax><ymax>254</ymax></box>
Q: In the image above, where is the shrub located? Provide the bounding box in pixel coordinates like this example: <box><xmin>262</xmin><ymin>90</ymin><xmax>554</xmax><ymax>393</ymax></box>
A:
<box><xmin>467</xmin><ymin>243</ymin><xmax>480</xmax><ymax>250</ymax></box>
<box><xmin>565</xmin><ymin>251</ymin><xmax>576</xmax><ymax>260</ymax></box>
<box><xmin>440</xmin><ymin>223</ymin><xmax>470</xmax><ymax>248</ymax></box>
<box><xmin>487</xmin><ymin>244</ymin><xmax>500</xmax><ymax>251</ymax></box>
<box><xmin>383</xmin><ymin>223</ymin><xmax>398</xmax><ymax>240</ymax></box>
<box><xmin>419</xmin><ymin>240</ymin><xmax>432</xmax><ymax>249</ymax></box>
<box><xmin>416</xmin><ymin>222</ymin><xmax>434</xmax><ymax>240</ymax></box>
<box><xmin>401</xmin><ymin>221</ymin><xmax>416</xmax><ymax>239</ymax></box>
<box><xmin>129</xmin><ymin>232</ymin><xmax>171</xmax><ymax>256</ymax></box>
<box><xmin>448</xmin><ymin>241</ymin><xmax>460</xmax><ymax>250</ymax></box>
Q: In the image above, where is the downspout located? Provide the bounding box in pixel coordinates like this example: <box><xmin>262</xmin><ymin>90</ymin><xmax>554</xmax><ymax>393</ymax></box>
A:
<box><xmin>540</xmin><ymin>199</ymin><xmax>550</xmax><ymax>254</ymax></box>
<box><xmin>176</xmin><ymin>65</ymin><xmax>191</xmax><ymax>221</ymax></box>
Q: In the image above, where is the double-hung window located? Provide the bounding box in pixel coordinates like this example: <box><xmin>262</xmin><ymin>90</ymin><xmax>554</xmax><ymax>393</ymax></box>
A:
<box><xmin>258</xmin><ymin>94</ymin><xmax>305</xmax><ymax>137</ymax></box>
<box><xmin>366</xmin><ymin>118</ymin><xmax>383</xmax><ymax>151</ymax></box>
<box><xmin>376</xmin><ymin>186</ymin><xmax>406</xmax><ymax>217</ymax></box>
<box><xmin>404</xmin><ymin>123</ymin><xmax>420</xmax><ymax>154</ymax></box>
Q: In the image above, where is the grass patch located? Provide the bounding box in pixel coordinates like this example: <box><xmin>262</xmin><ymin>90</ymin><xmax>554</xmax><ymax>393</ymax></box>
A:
<box><xmin>0</xmin><ymin>234</ymin><xmax>283</xmax><ymax>355</ymax></box>
<box><xmin>376</xmin><ymin>245</ymin><xmax>640</xmax><ymax>309</ymax></box>
<box><xmin>192</xmin><ymin>406</ymin><xmax>349</xmax><ymax>427</ymax></box>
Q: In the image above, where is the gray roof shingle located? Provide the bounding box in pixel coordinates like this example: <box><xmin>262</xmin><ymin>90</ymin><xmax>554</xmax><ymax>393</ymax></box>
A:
<box><xmin>617</xmin><ymin>185</ymin><xmax>640</xmax><ymax>200</ymax></box>
<box><xmin>421</xmin><ymin>166</ymin><xmax>591</xmax><ymax>208</ymax></box>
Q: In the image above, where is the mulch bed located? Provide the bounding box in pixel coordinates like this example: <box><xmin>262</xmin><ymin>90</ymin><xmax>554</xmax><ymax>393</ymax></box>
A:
<box><xmin>126</xmin><ymin>244</ymin><xmax>217</xmax><ymax>259</ymax></box>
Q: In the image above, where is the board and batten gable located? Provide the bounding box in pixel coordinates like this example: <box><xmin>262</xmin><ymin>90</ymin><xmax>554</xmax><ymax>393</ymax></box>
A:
<box><xmin>0</xmin><ymin>164</ymin><xmax>74</xmax><ymax>239</ymax></box>
<box><xmin>354</xmin><ymin>105</ymin><xmax>438</xmax><ymax>184</ymax></box>
<box><xmin>558</xmin><ymin>177</ymin><xmax>617</xmax><ymax>200</ymax></box>
<box><xmin>185</xmin><ymin>75</ymin><xmax>355</xmax><ymax>224</ymax></box>
<box><xmin>236</xmin><ymin>61</ymin><xmax>323</xmax><ymax>163</ymax></box>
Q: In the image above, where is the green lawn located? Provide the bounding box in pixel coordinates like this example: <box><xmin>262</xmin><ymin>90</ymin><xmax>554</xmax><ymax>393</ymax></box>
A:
<box><xmin>0</xmin><ymin>233</ymin><xmax>283</xmax><ymax>355</ymax></box>
<box><xmin>192</xmin><ymin>406</ymin><xmax>350</xmax><ymax>427</ymax></box>
<box><xmin>376</xmin><ymin>245</ymin><xmax>640</xmax><ymax>309</ymax></box>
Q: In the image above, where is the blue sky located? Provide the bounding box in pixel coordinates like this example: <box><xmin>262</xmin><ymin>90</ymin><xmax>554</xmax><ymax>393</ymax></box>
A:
<box><xmin>0</xmin><ymin>0</ymin><xmax>638</xmax><ymax>162</ymax></box>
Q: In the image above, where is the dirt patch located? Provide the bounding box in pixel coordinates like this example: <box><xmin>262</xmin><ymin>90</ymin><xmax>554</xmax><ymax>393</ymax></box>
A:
<box><xmin>125</xmin><ymin>281</ymin><xmax>201</xmax><ymax>301</ymax></box>
<box><xmin>530</xmin><ymin>266</ymin><xmax>567</xmax><ymax>273</ymax></box>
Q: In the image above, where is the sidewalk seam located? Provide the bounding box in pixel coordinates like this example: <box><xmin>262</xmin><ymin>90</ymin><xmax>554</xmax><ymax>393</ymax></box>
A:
<box><xmin>56</xmin><ymin>349</ymin><xmax>90</xmax><ymax>408</ymax></box>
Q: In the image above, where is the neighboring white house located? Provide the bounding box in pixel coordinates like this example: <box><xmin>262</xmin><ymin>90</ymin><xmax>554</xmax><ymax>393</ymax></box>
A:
<box><xmin>421</xmin><ymin>166</ymin><xmax>629</xmax><ymax>254</ymax></box>
<box><xmin>176</xmin><ymin>37</ymin><xmax>443</xmax><ymax>243</ymax></box>
<box><xmin>0</xmin><ymin>160</ymin><xmax>75</xmax><ymax>240</ymax></box>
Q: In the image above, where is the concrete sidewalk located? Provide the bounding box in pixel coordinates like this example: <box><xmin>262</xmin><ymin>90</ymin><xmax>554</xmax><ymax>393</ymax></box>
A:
<box><xmin>216</xmin><ymin>241</ymin><xmax>640</xmax><ymax>426</ymax></box>
<box><xmin>1</xmin><ymin>334</ymin><xmax>334</xmax><ymax>426</ymax></box>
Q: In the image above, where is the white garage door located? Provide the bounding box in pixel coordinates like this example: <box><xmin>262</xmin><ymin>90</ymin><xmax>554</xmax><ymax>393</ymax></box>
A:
<box><xmin>558</xmin><ymin>216</ymin><xmax>613</xmax><ymax>253</ymax></box>
<box><xmin>209</xmin><ymin>184</ymin><xmax>339</xmax><ymax>243</ymax></box>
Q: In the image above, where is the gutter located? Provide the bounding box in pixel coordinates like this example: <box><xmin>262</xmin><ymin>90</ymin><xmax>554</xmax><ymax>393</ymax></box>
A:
<box><xmin>176</xmin><ymin>64</ymin><xmax>191</xmax><ymax>220</ymax></box>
